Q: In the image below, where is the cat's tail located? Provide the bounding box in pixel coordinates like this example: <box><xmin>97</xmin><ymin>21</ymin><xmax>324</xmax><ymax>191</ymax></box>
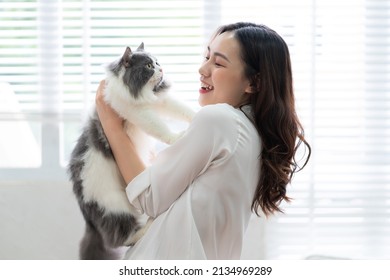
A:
<box><xmin>79</xmin><ymin>222</ymin><xmax>124</xmax><ymax>260</ymax></box>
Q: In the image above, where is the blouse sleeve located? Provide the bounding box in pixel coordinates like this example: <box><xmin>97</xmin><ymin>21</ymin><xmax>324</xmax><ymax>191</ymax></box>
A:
<box><xmin>125</xmin><ymin>104</ymin><xmax>238</xmax><ymax>218</ymax></box>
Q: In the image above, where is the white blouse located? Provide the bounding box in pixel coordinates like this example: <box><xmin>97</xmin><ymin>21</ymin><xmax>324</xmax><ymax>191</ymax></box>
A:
<box><xmin>124</xmin><ymin>103</ymin><xmax>261</xmax><ymax>259</ymax></box>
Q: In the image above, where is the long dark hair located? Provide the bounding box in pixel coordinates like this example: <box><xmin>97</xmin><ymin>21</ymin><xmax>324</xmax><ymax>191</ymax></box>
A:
<box><xmin>216</xmin><ymin>22</ymin><xmax>311</xmax><ymax>216</ymax></box>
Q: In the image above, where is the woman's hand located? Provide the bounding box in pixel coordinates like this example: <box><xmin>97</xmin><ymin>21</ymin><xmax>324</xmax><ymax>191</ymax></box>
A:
<box><xmin>95</xmin><ymin>80</ymin><xmax>124</xmax><ymax>132</ymax></box>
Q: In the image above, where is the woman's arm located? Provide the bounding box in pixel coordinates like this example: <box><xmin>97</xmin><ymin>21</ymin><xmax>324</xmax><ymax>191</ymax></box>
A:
<box><xmin>95</xmin><ymin>80</ymin><xmax>145</xmax><ymax>184</ymax></box>
<box><xmin>125</xmin><ymin>104</ymin><xmax>239</xmax><ymax>217</ymax></box>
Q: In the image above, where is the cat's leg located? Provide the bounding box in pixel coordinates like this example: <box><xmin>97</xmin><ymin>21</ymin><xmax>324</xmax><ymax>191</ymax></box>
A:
<box><xmin>124</xmin><ymin>217</ymin><xmax>154</xmax><ymax>246</ymax></box>
<box><xmin>127</xmin><ymin>109</ymin><xmax>182</xmax><ymax>144</ymax></box>
<box><xmin>159</xmin><ymin>96</ymin><xmax>195</xmax><ymax>123</ymax></box>
<box><xmin>99</xmin><ymin>212</ymin><xmax>140</xmax><ymax>248</ymax></box>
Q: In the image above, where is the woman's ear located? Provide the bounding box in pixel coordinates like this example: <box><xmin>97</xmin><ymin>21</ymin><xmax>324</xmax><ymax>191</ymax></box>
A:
<box><xmin>244</xmin><ymin>83</ymin><xmax>255</xmax><ymax>94</ymax></box>
<box><xmin>245</xmin><ymin>73</ymin><xmax>260</xmax><ymax>94</ymax></box>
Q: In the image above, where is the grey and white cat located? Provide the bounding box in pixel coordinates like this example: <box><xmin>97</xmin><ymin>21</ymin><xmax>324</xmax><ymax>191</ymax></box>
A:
<box><xmin>68</xmin><ymin>43</ymin><xmax>194</xmax><ymax>260</ymax></box>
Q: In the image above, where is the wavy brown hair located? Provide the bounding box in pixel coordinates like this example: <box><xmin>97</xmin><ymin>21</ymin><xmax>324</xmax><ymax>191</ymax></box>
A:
<box><xmin>216</xmin><ymin>22</ymin><xmax>311</xmax><ymax>216</ymax></box>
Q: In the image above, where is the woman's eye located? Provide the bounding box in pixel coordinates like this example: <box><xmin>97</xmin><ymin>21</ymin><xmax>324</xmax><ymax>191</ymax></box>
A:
<box><xmin>215</xmin><ymin>60</ymin><xmax>225</xmax><ymax>67</ymax></box>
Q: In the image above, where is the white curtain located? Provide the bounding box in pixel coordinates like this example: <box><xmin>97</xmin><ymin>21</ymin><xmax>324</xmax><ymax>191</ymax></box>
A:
<box><xmin>0</xmin><ymin>0</ymin><xmax>389</xmax><ymax>259</ymax></box>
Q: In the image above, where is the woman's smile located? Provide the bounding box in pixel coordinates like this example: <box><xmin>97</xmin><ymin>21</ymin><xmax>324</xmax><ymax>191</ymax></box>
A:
<box><xmin>199</xmin><ymin>80</ymin><xmax>214</xmax><ymax>94</ymax></box>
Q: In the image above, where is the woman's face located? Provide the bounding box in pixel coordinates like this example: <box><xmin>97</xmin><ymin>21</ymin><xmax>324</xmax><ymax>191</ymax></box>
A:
<box><xmin>198</xmin><ymin>31</ymin><xmax>252</xmax><ymax>107</ymax></box>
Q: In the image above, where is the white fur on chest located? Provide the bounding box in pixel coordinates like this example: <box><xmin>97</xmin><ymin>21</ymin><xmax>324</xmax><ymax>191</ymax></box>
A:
<box><xmin>124</xmin><ymin>122</ymin><xmax>155</xmax><ymax>165</ymax></box>
<box><xmin>81</xmin><ymin>148</ymin><xmax>138</xmax><ymax>214</ymax></box>
<box><xmin>104</xmin><ymin>71</ymin><xmax>195</xmax><ymax>146</ymax></box>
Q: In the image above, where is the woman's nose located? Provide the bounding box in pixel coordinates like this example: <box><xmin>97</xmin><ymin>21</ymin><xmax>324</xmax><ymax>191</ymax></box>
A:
<box><xmin>198</xmin><ymin>60</ymin><xmax>209</xmax><ymax>77</ymax></box>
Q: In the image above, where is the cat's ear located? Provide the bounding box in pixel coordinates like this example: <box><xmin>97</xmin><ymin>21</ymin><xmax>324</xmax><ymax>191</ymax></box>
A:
<box><xmin>122</xmin><ymin>46</ymin><xmax>132</xmax><ymax>67</ymax></box>
<box><xmin>137</xmin><ymin>42</ymin><xmax>144</xmax><ymax>51</ymax></box>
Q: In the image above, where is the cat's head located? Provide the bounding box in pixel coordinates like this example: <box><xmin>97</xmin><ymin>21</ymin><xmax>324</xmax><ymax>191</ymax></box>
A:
<box><xmin>107</xmin><ymin>43</ymin><xmax>169</xmax><ymax>100</ymax></box>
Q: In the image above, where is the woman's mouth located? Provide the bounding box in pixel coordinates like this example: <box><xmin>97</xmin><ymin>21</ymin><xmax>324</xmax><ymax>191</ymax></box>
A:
<box><xmin>199</xmin><ymin>82</ymin><xmax>214</xmax><ymax>94</ymax></box>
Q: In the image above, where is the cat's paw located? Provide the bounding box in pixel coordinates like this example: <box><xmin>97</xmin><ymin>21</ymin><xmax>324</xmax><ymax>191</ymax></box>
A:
<box><xmin>124</xmin><ymin>218</ymin><xmax>154</xmax><ymax>246</ymax></box>
<box><xmin>184</xmin><ymin>110</ymin><xmax>196</xmax><ymax>122</ymax></box>
<box><xmin>176</xmin><ymin>130</ymin><xmax>187</xmax><ymax>140</ymax></box>
<box><xmin>125</xmin><ymin>231</ymin><xmax>143</xmax><ymax>246</ymax></box>
<box><xmin>165</xmin><ymin>131</ymin><xmax>186</xmax><ymax>145</ymax></box>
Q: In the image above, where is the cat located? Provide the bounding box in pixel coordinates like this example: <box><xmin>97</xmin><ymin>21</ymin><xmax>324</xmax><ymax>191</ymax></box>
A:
<box><xmin>68</xmin><ymin>43</ymin><xmax>195</xmax><ymax>260</ymax></box>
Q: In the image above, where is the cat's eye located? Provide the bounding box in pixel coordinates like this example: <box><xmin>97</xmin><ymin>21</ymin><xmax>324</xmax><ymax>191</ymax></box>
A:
<box><xmin>146</xmin><ymin>63</ymin><xmax>153</xmax><ymax>69</ymax></box>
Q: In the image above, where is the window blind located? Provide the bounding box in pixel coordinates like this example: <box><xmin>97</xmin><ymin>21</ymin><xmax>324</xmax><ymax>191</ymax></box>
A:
<box><xmin>0</xmin><ymin>0</ymin><xmax>41</xmax><ymax>168</ymax></box>
<box><xmin>0</xmin><ymin>0</ymin><xmax>389</xmax><ymax>260</ymax></box>
<box><xmin>0</xmin><ymin>0</ymin><xmax>203</xmax><ymax>168</ymax></box>
<box><xmin>61</xmin><ymin>0</ymin><xmax>202</xmax><ymax>114</ymax></box>
<box><xmin>59</xmin><ymin>0</ymin><xmax>202</xmax><ymax>163</ymax></box>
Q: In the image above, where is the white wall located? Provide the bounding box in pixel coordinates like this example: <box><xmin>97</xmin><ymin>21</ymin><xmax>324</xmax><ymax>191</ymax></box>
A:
<box><xmin>0</xmin><ymin>181</ymin><xmax>84</xmax><ymax>259</ymax></box>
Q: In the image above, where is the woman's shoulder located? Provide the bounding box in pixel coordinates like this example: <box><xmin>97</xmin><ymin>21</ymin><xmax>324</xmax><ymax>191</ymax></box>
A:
<box><xmin>195</xmin><ymin>103</ymin><xmax>238</xmax><ymax>124</ymax></box>
<box><xmin>190</xmin><ymin>104</ymin><xmax>242</xmax><ymax>141</ymax></box>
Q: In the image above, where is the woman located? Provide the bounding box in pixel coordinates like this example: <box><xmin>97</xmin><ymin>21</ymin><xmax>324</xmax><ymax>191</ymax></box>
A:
<box><xmin>96</xmin><ymin>22</ymin><xmax>311</xmax><ymax>259</ymax></box>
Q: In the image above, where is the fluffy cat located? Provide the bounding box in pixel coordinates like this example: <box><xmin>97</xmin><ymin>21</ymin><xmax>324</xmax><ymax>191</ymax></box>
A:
<box><xmin>68</xmin><ymin>43</ymin><xmax>194</xmax><ymax>260</ymax></box>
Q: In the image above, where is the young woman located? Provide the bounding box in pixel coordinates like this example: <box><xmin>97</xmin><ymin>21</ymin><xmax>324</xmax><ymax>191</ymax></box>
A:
<box><xmin>96</xmin><ymin>22</ymin><xmax>311</xmax><ymax>259</ymax></box>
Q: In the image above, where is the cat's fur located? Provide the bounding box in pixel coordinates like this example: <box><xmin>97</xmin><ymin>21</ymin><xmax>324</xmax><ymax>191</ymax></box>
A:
<box><xmin>68</xmin><ymin>43</ymin><xmax>194</xmax><ymax>260</ymax></box>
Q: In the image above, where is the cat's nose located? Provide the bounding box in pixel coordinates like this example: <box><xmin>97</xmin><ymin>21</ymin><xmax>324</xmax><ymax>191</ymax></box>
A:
<box><xmin>159</xmin><ymin>68</ymin><xmax>163</xmax><ymax>73</ymax></box>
